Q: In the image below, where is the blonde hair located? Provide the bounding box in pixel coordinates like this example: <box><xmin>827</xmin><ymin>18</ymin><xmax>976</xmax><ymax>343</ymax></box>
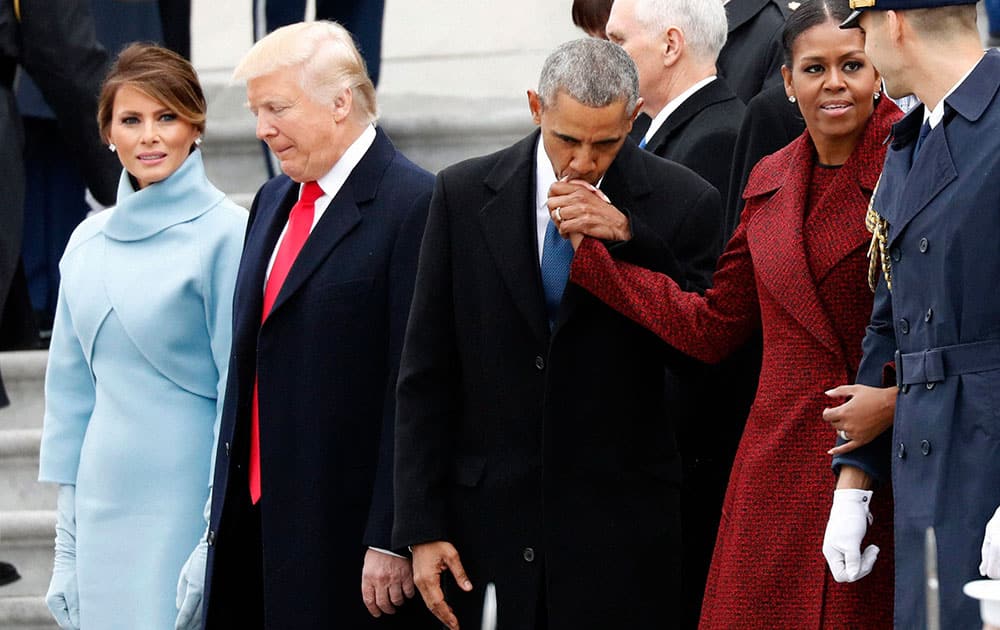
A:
<box><xmin>233</xmin><ymin>21</ymin><xmax>378</xmax><ymax>122</ymax></box>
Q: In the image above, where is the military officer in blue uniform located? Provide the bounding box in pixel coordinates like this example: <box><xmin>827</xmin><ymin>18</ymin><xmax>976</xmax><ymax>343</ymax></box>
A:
<box><xmin>821</xmin><ymin>0</ymin><xmax>1000</xmax><ymax>627</ymax></box>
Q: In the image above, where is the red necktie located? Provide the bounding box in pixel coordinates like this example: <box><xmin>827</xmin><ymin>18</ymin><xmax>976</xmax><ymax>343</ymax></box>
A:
<box><xmin>249</xmin><ymin>181</ymin><xmax>324</xmax><ymax>504</ymax></box>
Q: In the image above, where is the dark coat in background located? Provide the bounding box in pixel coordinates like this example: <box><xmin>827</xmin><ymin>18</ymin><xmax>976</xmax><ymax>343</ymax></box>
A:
<box><xmin>0</xmin><ymin>0</ymin><xmax>117</xmax><ymax>403</ymax></box>
<box><xmin>393</xmin><ymin>133</ymin><xmax>721</xmax><ymax>629</ymax></box>
<box><xmin>725</xmin><ymin>83</ymin><xmax>805</xmax><ymax>239</ymax></box>
<box><xmin>572</xmin><ymin>98</ymin><xmax>901</xmax><ymax>629</ymax></box>
<box><xmin>204</xmin><ymin>129</ymin><xmax>436</xmax><ymax>629</ymax></box>
<box><xmin>717</xmin><ymin>0</ymin><xmax>788</xmax><ymax>105</ymax></box>
<box><xmin>644</xmin><ymin>77</ymin><xmax>744</xmax><ymax>232</ymax></box>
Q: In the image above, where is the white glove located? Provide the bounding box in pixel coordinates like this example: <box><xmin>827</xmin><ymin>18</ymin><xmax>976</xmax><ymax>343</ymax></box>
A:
<box><xmin>823</xmin><ymin>489</ymin><xmax>880</xmax><ymax>583</ymax></box>
<box><xmin>175</xmin><ymin>492</ymin><xmax>211</xmax><ymax>630</ymax></box>
<box><xmin>175</xmin><ymin>540</ymin><xmax>207</xmax><ymax>630</ymax></box>
<box><xmin>46</xmin><ymin>484</ymin><xmax>81</xmax><ymax>629</ymax></box>
<box><xmin>980</xmin><ymin>505</ymin><xmax>1000</xmax><ymax>578</ymax></box>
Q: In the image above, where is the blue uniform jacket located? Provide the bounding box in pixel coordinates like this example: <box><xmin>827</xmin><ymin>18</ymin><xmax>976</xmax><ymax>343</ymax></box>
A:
<box><xmin>837</xmin><ymin>49</ymin><xmax>1000</xmax><ymax>629</ymax></box>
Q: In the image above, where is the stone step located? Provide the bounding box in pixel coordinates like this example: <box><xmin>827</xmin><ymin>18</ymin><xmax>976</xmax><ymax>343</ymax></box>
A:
<box><xmin>0</xmin><ymin>511</ymin><xmax>56</xmax><ymax>599</ymax></box>
<box><xmin>0</xmin><ymin>596</ymin><xmax>57</xmax><ymax>630</ymax></box>
<box><xmin>0</xmin><ymin>430</ymin><xmax>55</xmax><ymax>512</ymax></box>
<box><xmin>0</xmin><ymin>351</ymin><xmax>47</xmax><ymax>430</ymax></box>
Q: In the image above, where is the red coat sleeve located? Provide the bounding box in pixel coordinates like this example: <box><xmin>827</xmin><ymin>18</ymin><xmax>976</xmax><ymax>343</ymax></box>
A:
<box><xmin>570</xmin><ymin>217</ymin><xmax>761</xmax><ymax>364</ymax></box>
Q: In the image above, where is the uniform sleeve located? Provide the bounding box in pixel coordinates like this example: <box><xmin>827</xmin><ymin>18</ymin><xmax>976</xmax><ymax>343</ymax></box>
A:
<box><xmin>364</xmin><ymin>180</ymin><xmax>432</xmax><ymax>550</ymax></box>
<box><xmin>392</xmin><ymin>174</ymin><xmax>461</xmax><ymax>549</ymax></box>
<box><xmin>832</xmin><ymin>276</ymin><xmax>896</xmax><ymax>483</ymax></box>
<box><xmin>570</xmin><ymin>207</ymin><xmax>761</xmax><ymax>365</ymax></box>
<box><xmin>17</xmin><ymin>0</ymin><xmax>119</xmax><ymax>204</ymax></box>
<box><xmin>38</xmin><ymin>282</ymin><xmax>95</xmax><ymax>484</ymax></box>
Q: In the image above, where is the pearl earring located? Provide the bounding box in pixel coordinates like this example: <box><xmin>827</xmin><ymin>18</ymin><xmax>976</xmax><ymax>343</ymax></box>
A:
<box><xmin>874</xmin><ymin>92</ymin><xmax>881</xmax><ymax>100</ymax></box>
<box><xmin>788</xmin><ymin>96</ymin><xmax>796</xmax><ymax>103</ymax></box>
<box><xmin>194</xmin><ymin>137</ymin><xmax>203</xmax><ymax>146</ymax></box>
<box><xmin>108</xmin><ymin>143</ymin><xmax>117</xmax><ymax>153</ymax></box>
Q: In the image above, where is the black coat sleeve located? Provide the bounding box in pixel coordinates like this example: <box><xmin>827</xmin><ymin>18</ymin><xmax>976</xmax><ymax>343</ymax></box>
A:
<box><xmin>18</xmin><ymin>0</ymin><xmax>119</xmax><ymax>204</ymax></box>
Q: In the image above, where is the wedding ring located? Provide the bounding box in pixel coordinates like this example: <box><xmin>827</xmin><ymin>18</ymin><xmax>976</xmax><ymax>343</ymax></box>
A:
<box><xmin>555</xmin><ymin>207</ymin><xmax>563</xmax><ymax>222</ymax></box>
<box><xmin>838</xmin><ymin>429</ymin><xmax>851</xmax><ymax>441</ymax></box>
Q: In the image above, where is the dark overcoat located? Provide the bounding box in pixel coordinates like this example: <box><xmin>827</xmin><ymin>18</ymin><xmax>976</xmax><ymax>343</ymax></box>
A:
<box><xmin>0</xmin><ymin>0</ymin><xmax>117</xmax><ymax>400</ymax></box>
<box><xmin>203</xmin><ymin>129</ymin><xmax>436</xmax><ymax>629</ymax></box>
<box><xmin>393</xmin><ymin>132</ymin><xmax>721</xmax><ymax>629</ymax></box>
<box><xmin>573</xmin><ymin>98</ymin><xmax>902</xmax><ymax>629</ymax></box>
<box><xmin>644</xmin><ymin>77</ymin><xmax>745</xmax><ymax>223</ymax></box>
<box><xmin>839</xmin><ymin>49</ymin><xmax>1000</xmax><ymax>629</ymax></box>
<box><xmin>717</xmin><ymin>0</ymin><xmax>788</xmax><ymax>104</ymax></box>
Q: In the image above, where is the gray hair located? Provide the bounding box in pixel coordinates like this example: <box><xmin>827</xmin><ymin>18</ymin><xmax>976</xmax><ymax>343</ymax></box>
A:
<box><xmin>634</xmin><ymin>0</ymin><xmax>728</xmax><ymax>64</ymax></box>
<box><xmin>537</xmin><ymin>38</ymin><xmax>640</xmax><ymax>113</ymax></box>
<box><xmin>233</xmin><ymin>21</ymin><xmax>378</xmax><ymax>122</ymax></box>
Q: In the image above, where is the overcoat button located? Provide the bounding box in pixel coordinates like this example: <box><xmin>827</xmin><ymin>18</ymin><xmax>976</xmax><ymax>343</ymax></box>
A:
<box><xmin>925</xmin><ymin>308</ymin><xmax>933</xmax><ymax>322</ymax></box>
<box><xmin>534</xmin><ymin>355</ymin><xmax>545</xmax><ymax>370</ymax></box>
<box><xmin>523</xmin><ymin>547</ymin><xmax>535</xmax><ymax>563</ymax></box>
<box><xmin>207</xmin><ymin>530</ymin><xmax>216</xmax><ymax>546</ymax></box>
<box><xmin>919</xmin><ymin>238</ymin><xmax>929</xmax><ymax>253</ymax></box>
<box><xmin>920</xmin><ymin>440</ymin><xmax>931</xmax><ymax>455</ymax></box>
<box><xmin>926</xmin><ymin>382</ymin><xmax>935</xmax><ymax>390</ymax></box>
<box><xmin>897</xmin><ymin>443</ymin><xmax>906</xmax><ymax>459</ymax></box>
<box><xmin>899</xmin><ymin>319</ymin><xmax>909</xmax><ymax>334</ymax></box>
<box><xmin>890</xmin><ymin>247</ymin><xmax>901</xmax><ymax>262</ymax></box>
<box><xmin>225</xmin><ymin>441</ymin><xmax>231</xmax><ymax>456</ymax></box>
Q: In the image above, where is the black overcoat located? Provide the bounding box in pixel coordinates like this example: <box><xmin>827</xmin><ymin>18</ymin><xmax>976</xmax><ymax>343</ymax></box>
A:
<box><xmin>204</xmin><ymin>129</ymin><xmax>436</xmax><ymax>629</ymax></box>
<box><xmin>393</xmin><ymin>132</ymin><xmax>721</xmax><ymax>629</ymax></box>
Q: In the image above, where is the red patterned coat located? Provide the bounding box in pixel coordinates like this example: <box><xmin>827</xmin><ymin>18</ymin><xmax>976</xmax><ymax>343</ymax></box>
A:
<box><xmin>571</xmin><ymin>98</ymin><xmax>901</xmax><ymax>629</ymax></box>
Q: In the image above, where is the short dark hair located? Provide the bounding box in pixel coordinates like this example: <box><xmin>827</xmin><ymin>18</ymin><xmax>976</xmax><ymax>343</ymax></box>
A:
<box><xmin>98</xmin><ymin>43</ymin><xmax>207</xmax><ymax>143</ymax></box>
<box><xmin>572</xmin><ymin>0</ymin><xmax>614</xmax><ymax>36</ymax></box>
<box><xmin>782</xmin><ymin>0</ymin><xmax>853</xmax><ymax>67</ymax></box>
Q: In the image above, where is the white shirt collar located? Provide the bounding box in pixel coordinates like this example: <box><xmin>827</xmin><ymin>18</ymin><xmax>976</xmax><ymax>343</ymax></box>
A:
<box><xmin>643</xmin><ymin>75</ymin><xmax>717</xmax><ymax>146</ymax></box>
<box><xmin>923</xmin><ymin>52</ymin><xmax>985</xmax><ymax>129</ymax></box>
<box><xmin>314</xmin><ymin>123</ymin><xmax>378</xmax><ymax>198</ymax></box>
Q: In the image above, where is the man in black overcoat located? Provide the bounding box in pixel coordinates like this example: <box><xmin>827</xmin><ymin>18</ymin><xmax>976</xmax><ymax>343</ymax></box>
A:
<box><xmin>394</xmin><ymin>39</ymin><xmax>721</xmax><ymax>630</ymax></box>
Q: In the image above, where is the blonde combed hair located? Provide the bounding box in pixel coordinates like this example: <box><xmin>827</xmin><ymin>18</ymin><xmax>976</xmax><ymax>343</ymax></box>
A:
<box><xmin>234</xmin><ymin>21</ymin><xmax>378</xmax><ymax>122</ymax></box>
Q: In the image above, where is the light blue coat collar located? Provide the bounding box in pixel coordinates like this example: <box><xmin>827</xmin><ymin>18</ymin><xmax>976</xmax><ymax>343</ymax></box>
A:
<box><xmin>103</xmin><ymin>150</ymin><xmax>226</xmax><ymax>242</ymax></box>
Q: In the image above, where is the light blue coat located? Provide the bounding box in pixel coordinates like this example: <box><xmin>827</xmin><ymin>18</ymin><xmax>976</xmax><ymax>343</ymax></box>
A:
<box><xmin>38</xmin><ymin>150</ymin><xmax>246</xmax><ymax>629</ymax></box>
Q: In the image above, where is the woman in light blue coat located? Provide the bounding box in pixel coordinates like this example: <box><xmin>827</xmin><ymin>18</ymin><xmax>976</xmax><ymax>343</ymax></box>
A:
<box><xmin>38</xmin><ymin>44</ymin><xmax>246</xmax><ymax>630</ymax></box>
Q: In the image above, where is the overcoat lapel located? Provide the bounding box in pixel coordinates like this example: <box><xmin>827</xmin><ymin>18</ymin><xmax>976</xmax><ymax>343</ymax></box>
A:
<box><xmin>745</xmin><ymin>134</ymin><xmax>843</xmax><ymax>357</ymax></box>
<box><xmin>234</xmin><ymin>178</ymin><xmax>297</xmax><ymax>345</ymax></box>
<box><xmin>744</xmin><ymin>97</ymin><xmax>900</xmax><ymax>357</ymax></box>
<box><xmin>644</xmin><ymin>80</ymin><xmax>734</xmax><ymax>155</ymax></box>
<box><xmin>479</xmin><ymin>132</ymin><xmax>550</xmax><ymax>344</ymax></box>
<box><xmin>881</xmin><ymin>110</ymin><xmax>956</xmax><ymax>247</ymax></box>
<box><xmin>265</xmin><ymin>129</ymin><xmax>397</xmax><ymax>320</ymax></box>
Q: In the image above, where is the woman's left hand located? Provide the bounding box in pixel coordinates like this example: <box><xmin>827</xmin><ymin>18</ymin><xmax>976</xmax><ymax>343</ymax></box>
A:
<box><xmin>175</xmin><ymin>539</ymin><xmax>208</xmax><ymax>630</ymax></box>
<box><xmin>823</xmin><ymin>384</ymin><xmax>898</xmax><ymax>456</ymax></box>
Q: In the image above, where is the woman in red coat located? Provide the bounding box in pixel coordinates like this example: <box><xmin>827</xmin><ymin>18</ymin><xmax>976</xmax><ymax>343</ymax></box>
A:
<box><xmin>565</xmin><ymin>1</ymin><xmax>901</xmax><ymax>626</ymax></box>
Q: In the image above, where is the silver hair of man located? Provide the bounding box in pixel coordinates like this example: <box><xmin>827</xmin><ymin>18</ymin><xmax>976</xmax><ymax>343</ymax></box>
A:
<box><xmin>634</xmin><ymin>0</ymin><xmax>728</xmax><ymax>64</ymax></box>
<box><xmin>233</xmin><ymin>20</ymin><xmax>378</xmax><ymax>123</ymax></box>
<box><xmin>537</xmin><ymin>38</ymin><xmax>640</xmax><ymax>113</ymax></box>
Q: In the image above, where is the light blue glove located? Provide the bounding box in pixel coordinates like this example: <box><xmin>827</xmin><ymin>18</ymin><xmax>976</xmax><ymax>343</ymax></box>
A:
<box><xmin>46</xmin><ymin>484</ymin><xmax>80</xmax><ymax>629</ymax></box>
<box><xmin>175</xmin><ymin>493</ymin><xmax>211</xmax><ymax>630</ymax></box>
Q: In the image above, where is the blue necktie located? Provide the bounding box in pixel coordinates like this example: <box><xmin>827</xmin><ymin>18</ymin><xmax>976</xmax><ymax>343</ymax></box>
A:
<box><xmin>638</xmin><ymin>136</ymin><xmax>648</xmax><ymax>150</ymax></box>
<box><xmin>912</xmin><ymin>120</ymin><xmax>931</xmax><ymax>163</ymax></box>
<box><xmin>540</xmin><ymin>218</ymin><xmax>574</xmax><ymax>328</ymax></box>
